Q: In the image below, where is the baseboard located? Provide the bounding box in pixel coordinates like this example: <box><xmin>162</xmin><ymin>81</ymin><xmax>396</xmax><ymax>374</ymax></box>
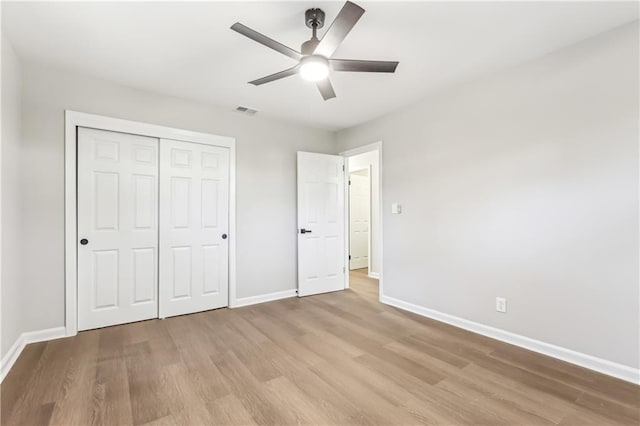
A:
<box><xmin>0</xmin><ymin>326</ymin><xmax>66</xmax><ymax>383</ymax></box>
<box><xmin>0</xmin><ymin>335</ymin><xmax>25</xmax><ymax>383</ymax></box>
<box><xmin>368</xmin><ymin>271</ymin><xmax>380</xmax><ymax>279</ymax></box>
<box><xmin>23</xmin><ymin>326</ymin><xmax>67</xmax><ymax>345</ymax></box>
<box><xmin>380</xmin><ymin>295</ymin><xmax>640</xmax><ymax>384</ymax></box>
<box><xmin>233</xmin><ymin>289</ymin><xmax>298</xmax><ymax>308</ymax></box>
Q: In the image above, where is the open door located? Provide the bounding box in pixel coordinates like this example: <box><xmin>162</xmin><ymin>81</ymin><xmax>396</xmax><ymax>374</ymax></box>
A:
<box><xmin>297</xmin><ymin>152</ymin><xmax>346</xmax><ymax>296</ymax></box>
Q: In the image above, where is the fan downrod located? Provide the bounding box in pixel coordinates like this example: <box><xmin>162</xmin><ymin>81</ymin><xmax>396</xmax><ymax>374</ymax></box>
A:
<box><xmin>302</xmin><ymin>8</ymin><xmax>325</xmax><ymax>55</ymax></box>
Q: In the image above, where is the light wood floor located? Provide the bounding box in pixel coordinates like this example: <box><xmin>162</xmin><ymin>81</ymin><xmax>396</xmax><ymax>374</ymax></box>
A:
<box><xmin>2</xmin><ymin>268</ymin><xmax>638</xmax><ymax>425</ymax></box>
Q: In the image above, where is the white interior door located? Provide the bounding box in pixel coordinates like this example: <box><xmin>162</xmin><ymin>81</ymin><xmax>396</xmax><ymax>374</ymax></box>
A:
<box><xmin>297</xmin><ymin>152</ymin><xmax>345</xmax><ymax>297</ymax></box>
<box><xmin>349</xmin><ymin>171</ymin><xmax>370</xmax><ymax>270</ymax></box>
<box><xmin>77</xmin><ymin>127</ymin><xmax>159</xmax><ymax>331</ymax></box>
<box><xmin>159</xmin><ymin>139</ymin><xmax>230</xmax><ymax>318</ymax></box>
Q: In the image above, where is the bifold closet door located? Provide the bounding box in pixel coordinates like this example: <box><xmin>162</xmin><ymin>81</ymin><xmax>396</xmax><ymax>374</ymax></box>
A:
<box><xmin>159</xmin><ymin>139</ymin><xmax>230</xmax><ymax>318</ymax></box>
<box><xmin>77</xmin><ymin>127</ymin><xmax>159</xmax><ymax>331</ymax></box>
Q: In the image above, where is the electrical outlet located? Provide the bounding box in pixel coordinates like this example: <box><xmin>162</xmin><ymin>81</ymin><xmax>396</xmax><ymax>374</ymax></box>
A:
<box><xmin>496</xmin><ymin>297</ymin><xmax>507</xmax><ymax>313</ymax></box>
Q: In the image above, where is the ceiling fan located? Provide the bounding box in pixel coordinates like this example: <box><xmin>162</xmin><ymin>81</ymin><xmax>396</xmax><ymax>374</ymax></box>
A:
<box><xmin>230</xmin><ymin>1</ymin><xmax>399</xmax><ymax>100</ymax></box>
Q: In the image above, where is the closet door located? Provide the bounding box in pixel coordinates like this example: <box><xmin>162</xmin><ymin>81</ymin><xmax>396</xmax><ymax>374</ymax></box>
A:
<box><xmin>77</xmin><ymin>128</ymin><xmax>159</xmax><ymax>331</ymax></box>
<box><xmin>159</xmin><ymin>139</ymin><xmax>230</xmax><ymax>318</ymax></box>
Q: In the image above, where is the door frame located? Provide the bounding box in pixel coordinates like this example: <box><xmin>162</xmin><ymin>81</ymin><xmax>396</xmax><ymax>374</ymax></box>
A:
<box><xmin>341</xmin><ymin>142</ymin><xmax>383</xmax><ymax>299</ymax></box>
<box><xmin>64</xmin><ymin>110</ymin><xmax>237</xmax><ymax>337</ymax></box>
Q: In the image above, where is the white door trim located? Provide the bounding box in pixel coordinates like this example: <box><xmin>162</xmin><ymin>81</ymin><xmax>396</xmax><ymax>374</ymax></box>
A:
<box><xmin>341</xmin><ymin>142</ymin><xmax>383</xmax><ymax>299</ymax></box>
<box><xmin>64</xmin><ymin>110</ymin><xmax>237</xmax><ymax>337</ymax></box>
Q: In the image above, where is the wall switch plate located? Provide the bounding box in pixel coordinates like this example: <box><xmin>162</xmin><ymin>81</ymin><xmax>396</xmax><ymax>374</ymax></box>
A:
<box><xmin>496</xmin><ymin>297</ymin><xmax>507</xmax><ymax>313</ymax></box>
<box><xmin>391</xmin><ymin>203</ymin><xmax>402</xmax><ymax>214</ymax></box>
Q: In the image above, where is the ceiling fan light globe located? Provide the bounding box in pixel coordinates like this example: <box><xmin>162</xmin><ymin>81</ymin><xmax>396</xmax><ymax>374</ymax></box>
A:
<box><xmin>299</xmin><ymin>56</ymin><xmax>330</xmax><ymax>82</ymax></box>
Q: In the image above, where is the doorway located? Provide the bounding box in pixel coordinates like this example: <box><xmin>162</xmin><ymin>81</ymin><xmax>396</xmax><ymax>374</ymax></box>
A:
<box><xmin>342</xmin><ymin>142</ymin><xmax>382</xmax><ymax>298</ymax></box>
<box><xmin>349</xmin><ymin>167</ymin><xmax>370</xmax><ymax>271</ymax></box>
<box><xmin>294</xmin><ymin>142</ymin><xmax>383</xmax><ymax>300</ymax></box>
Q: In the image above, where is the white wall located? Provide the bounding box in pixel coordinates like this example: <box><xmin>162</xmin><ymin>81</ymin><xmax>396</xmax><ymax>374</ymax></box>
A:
<box><xmin>336</xmin><ymin>23</ymin><xmax>639</xmax><ymax>369</ymax></box>
<box><xmin>1</xmin><ymin>34</ymin><xmax>24</xmax><ymax>359</ymax></box>
<box><xmin>348</xmin><ymin>151</ymin><xmax>380</xmax><ymax>276</ymax></box>
<box><xmin>20</xmin><ymin>62</ymin><xmax>334</xmax><ymax>333</ymax></box>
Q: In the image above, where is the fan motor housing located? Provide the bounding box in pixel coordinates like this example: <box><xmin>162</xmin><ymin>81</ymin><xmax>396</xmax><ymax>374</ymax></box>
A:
<box><xmin>305</xmin><ymin>8</ymin><xmax>325</xmax><ymax>29</ymax></box>
<box><xmin>301</xmin><ymin>38</ymin><xmax>320</xmax><ymax>55</ymax></box>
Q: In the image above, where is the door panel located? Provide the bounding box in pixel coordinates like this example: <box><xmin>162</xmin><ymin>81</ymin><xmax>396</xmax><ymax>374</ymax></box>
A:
<box><xmin>171</xmin><ymin>246</ymin><xmax>192</xmax><ymax>299</ymax></box>
<box><xmin>203</xmin><ymin>245</ymin><xmax>223</xmax><ymax>294</ymax></box>
<box><xmin>78</xmin><ymin>127</ymin><xmax>159</xmax><ymax>331</ymax></box>
<box><xmin>93</xmin><ymin>250</ymin><xmax>118</xmax><ymax>309</ymax></box>
<box><xmin>159</xmin><ymin>139</ymin><xmax>229</xmax><ymax>317</ymax></box>
<box><xmin>133</xmin><ymin>175</ymin><xmax>156</xmax><ymax>228</ymax></box>
<box><xmin>297</xmin><ymin>152</ymin><xmax>345</xmax><ymax>297</ymax></box>
<box><xmin>349</xmin><ymin>172</ymin><xmax>370</xmax><ymax>270</ymax></box>
<box><xmin>132</xmin><ymin>248</ymin><xmax>155</xmax><ymax>303</ymax></box>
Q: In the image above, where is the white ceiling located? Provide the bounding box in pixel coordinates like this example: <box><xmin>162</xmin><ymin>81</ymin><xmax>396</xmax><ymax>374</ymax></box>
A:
<box><xmin>3</xmin><ymin>1</ymin><xmax>638</xmax><ymax>130</ymax></box>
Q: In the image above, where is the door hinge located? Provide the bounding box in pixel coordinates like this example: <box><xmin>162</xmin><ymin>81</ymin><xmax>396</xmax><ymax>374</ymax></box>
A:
<box><xmin>349</xmin><ymin>255</ymin><xmax>351</xmax><ymax>260</ymax></box>
<box><xmin>349</xmin><ymin>180</ymin><xmax>351</xmax><ymax>185</ymax></box>
<box><xmin>342</xmin><ymin>165</ymin><xmax>345</xmax><ymax>171</ymax></box>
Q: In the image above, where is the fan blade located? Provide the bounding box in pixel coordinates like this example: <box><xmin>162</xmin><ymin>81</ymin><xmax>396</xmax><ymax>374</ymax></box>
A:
<box><xmin>314</xmin><ymin>1</ymin><xmax>365</xmax><ymax>58</ymax></box>
<box><xmin>249</xmin><ymin>66</ymin><xmax>299</xmax><ymax>85</ymax></box>
<box><xmin>317</xmin><ymin>78</ymin><xmax>336</xmax><ymax>100</ymax></box>
<box><xmin>231</xmin><ymin>23</ymin><xmax>302</xmax><ymax>61</ymax></box>
<box><xmin>331</xmin><ymin>59</ymin><xmax>398</xmax><ymax>73</ymax></box>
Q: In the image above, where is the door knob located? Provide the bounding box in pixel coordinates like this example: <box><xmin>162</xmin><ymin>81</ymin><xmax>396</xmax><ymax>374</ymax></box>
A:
<box><xmin>300</xmin><ymin>229</ymin><xmax>312</xmax><ymax>234</ymax></box>
<box><xmin>80</xmin><ymin>238</ymin><xmax>89</xmax><ymax>245</ymax></box>
<box><xmin>222</xmin><ymin>234</ymin><xmax>228</xmax><ymax>239</ymax></box>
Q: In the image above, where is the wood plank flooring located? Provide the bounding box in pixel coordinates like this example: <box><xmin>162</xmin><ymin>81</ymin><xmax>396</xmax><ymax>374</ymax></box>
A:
<box><xmin>2</xmin><ymin>268</ymin><xmax>638</xmax><ymax>425</ymax></box>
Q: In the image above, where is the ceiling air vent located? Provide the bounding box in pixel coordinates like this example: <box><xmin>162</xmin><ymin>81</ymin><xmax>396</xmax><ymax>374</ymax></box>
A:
<box><xmin>235</xmin><ymin>106</ymin><xmax>258</xmax><ymax>116</ymax></box>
